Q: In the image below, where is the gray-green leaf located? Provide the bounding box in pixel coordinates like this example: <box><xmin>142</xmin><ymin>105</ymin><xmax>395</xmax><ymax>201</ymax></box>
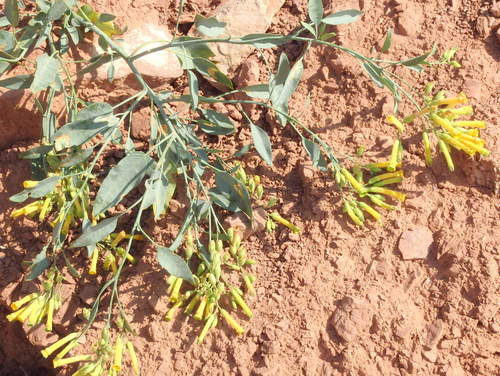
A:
<box><xmin>26</xmin><ymin>248</ymin><xmax>51</xmax><ymax>281</ymax></box>
<box><xmin>194</xmin><ymin>15</ymin><xmax>226</xmax><ymax>37</ymax></box>
<box><xmin>271</xmin><ymin>57</ymin><xmax>304</xmax><ymax>125</ymax></box>
<box><xmin>322</xmin><ymin>9</ymin><xmax>363</xmax><ymax>25</ymax></box>
<box><xmin>93</xmin><ymin>152</ymin><xmax>155</xmax><ymax>216</ymax></box>
<box><xmin>5</xmin><ymin>0</ymin><xmax>19</xmax><ymax>27</ymax></box>
<box><xmin>157</xmin><ymin>246</ymin><xmax>194</xmax><ymax>283</ymax></box>
<box><xmin>70</xmin><ymin>216</ymin><xmax>120</xmax><ymax>248</ymax></box>
<box><xmin>250</xmin><ymin>123</ymin><xmax>273</xmax><ymax>166</ymax></box>
<box><xmin>30</xmin><ymin>54</ymin><xmax>61</xmax><ymax>93</ymax></box>
<box><xmin>0</xmin><ymin>74</ymin><xmax>34</xmax><ymax>89</ymax></box>
<box><xmin>381</xmin><ymin>28</ymin><xmax>392</xmax><ymax>53</ymax></box>
<box><xmin>308</xmin><ymin>0</ymin><xmax>324</xmax><ymax>27</ymax></box>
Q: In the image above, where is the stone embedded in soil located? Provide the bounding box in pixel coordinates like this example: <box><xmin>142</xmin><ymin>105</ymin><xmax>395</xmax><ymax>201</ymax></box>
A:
<box><xmin>421</xmin><ymin>348</ymin><xmax>438</xmax><ymax>363</ymax></box>
<box><xmin>78</xmin><ymin>284</ymin><xmax>99</xmax><ymax>305</ymax></box>
<box><xmin>198</xmin><ymin>0</ymin><xmax>286</xmax><ymax>74</ymax></box>
<box><xmin>95</xmin><ymin>23</ymin><xmax>183</xmax><ymax>85</ymax></box>
<box><xmin>398</xmin><ymin>227</ymin><xmax>434</xmax><ymax>260</ymax></box>
<box><xmin>424</xmin><ymin>319</ymin><xmax>444</xmax><ymax>349</ymax></box>
<box><xmin>223</xmin><ymin>207</ymin><xmax>268</xmax><ymax>239</ymax></box>
<box><xmin>25</xmin><ymin>324</ymin><xmax>58</xmax><ymax>348</ymax></box>
<box><xmin>331</xmin><ymin>296</ymin><xmax>372</xmax><ymax>342</ymax></box>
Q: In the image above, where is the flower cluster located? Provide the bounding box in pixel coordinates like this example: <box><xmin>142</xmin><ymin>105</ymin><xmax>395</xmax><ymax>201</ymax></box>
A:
<box><xmin>164</xmin><ymin>229</ymin><xmax>256</xmax><ymax>344</ymax></box>
<box><xmin>403</xmin><ymin>91</ymin><xmax>489</xmax><ymax>171</ymax></box>
<box><xmin>41</xmin><ymin>329</ymin><xmax>140</xmax><ymax>375</ymax></box>
<box><xmin>7</xmin><ymin>269</ymin><xmax>62</xmax><ymax>331</ymax></box>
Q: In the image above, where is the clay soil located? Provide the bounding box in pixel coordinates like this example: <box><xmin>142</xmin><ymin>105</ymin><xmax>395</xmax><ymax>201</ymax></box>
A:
<box><xmin>1</xmin><ymin>0</ymin><xmax>499</xmax><ymax>375</ymax></box>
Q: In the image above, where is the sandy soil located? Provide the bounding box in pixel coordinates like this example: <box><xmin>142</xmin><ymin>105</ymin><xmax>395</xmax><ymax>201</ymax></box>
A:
<box><xmin>1</xmin><ymin>0</ymin><xmax>499</xmax><ymax>375</ymax></box>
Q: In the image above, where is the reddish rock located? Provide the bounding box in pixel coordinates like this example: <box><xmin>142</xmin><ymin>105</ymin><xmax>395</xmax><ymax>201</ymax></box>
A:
<box><xmin>331</xmin><ymin>297</ymin><xmax>372</xmax><ymax>342</ymax></box>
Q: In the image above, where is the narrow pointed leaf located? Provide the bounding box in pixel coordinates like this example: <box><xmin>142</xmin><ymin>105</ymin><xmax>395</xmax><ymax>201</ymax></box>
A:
<box><xmin>250</xmin><ymin>123</ymin><xmax>273</xmax><ymax>166</ymax></box>
<box><xmin>70</xmin><ymin>216</ymin><xmax>120</xmax><ymax>248</ymax></box>
<box><xmin>93</xmin><ymin>152</ymin><xmax>155</xmax><ymax>215</ymax></box>
<box><xmin>157</xmin><ymin>246</ymin><xmax>194</xmax><ymax>283</ymax></box>
<box><xmin>30</xmin><ymin>54</ymin><xmax>61</xmax><ymax>93</ymax></box>
<box><xmin>308</xmin><ymin>0</ymin><xmax>324</xmax><ymax>26</ymax></box>
<box><xmin>5</xmin><ymin>0</ymin><xmax>19</xmax><ymax>27</ymax></box>
<box><xmin>322</xmin><ymin>9</ymin><xmax>362</xmax><ymax>25</ymax></box>
<box><xmin>194</xmin><ymin>15</ymin><xmax>226</xmax><ymax>37</ymax></box>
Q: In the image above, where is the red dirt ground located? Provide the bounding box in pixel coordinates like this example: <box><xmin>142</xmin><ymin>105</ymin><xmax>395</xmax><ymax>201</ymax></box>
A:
<box><xmin>1</xmin><ymin>0</ymin><xmax>499</xmax><ymax>375</ymax></box>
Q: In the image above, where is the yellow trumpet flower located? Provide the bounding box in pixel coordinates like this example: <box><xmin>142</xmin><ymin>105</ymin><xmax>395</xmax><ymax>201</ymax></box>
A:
<box><xmin>112</xmin><ymin>336</ymin><xmax>123</xmax><ymax>372</ymax></box>
<box><xmin>230</xmin><ymin>288</ymin><xmax>253</xmax><ymax>318</ymax></box>
<box><xmin>367</xmin><ymin>170</ymin><xmax>404</xmax><ymax>185</ymax></box>
<box><xmin>357</xmin><ymin>202</ymin><xmax>381</xmax><ymax>222</ymax></box>
<box><xmin>367</xmin><ymin>187</ymin><xmax>406</xmax><ymax>202</ymax></box>
<box><xmin>10</xmin><ymin>293</ymin><xmax>39</xmax><ymax>311</ymax></box>
<box><xmin>438</xmin><ymin>140</ymin><xmax>455</xmax><ymax>171</ymax></box>
<box><xmin>52</xmin><ymin>354</ymin><xmax>92</xmax><ymax>368</ymax></box>
<box><xmin>432</xmin><ymin>92</ymin><xmax>467</xmax><ymax>107</ymax></box>
<box><xmin>23</xmin><ymin>180</ymin><xmax>40</xmax><ymax>189</ymax></box>
<box><xmin>220</xmin><ymin>308</ymin><xmax>244</xmax><ymax>335</ymax></box>
<box><xmin>269</xmin><ymin>212</ymin><xmax>301</xmax><ymax>234</ymax></box>
<box><xmin>386</xmin><ymin>115</ymin><xmax>405</xmax><ymax>133</ymax></box>
<box><xmin>452</xmin><ymin>120</ymin><xmax>486</xmax><ymax>129</ymax></box>
<box><xmin>42</xmin><ymin>332</ymin><xmax>81</xmax><ymax>358</ymax></box>
<box><xmin>387</xmin><ymin>140</ymin><xmax>400</xmax><ymax>172</ymax></box>
<box><xmin>126</xmin><ymin>340</ymin><xmax>140</xmax><ymax>376</ymax></box>
<box><xmin>341</xmin><ymin>168</ymin><xmax>365</xmax><ymax>194</ymax></box>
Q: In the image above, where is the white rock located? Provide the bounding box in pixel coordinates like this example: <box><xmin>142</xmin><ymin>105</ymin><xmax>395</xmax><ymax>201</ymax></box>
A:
<box><xmin>96</xmin><ymin>23</ymin><xmax>183</xmax><ymax>85</ymax></box>
<box><xmin>200</xmin><ymin>0</ymin><xmax>286</xmax><ymax>74</ymax></box>
<box><xmin>399</xmin><ymin>227</ymin><xmax>434</xmax><ymax>260</ymax></box>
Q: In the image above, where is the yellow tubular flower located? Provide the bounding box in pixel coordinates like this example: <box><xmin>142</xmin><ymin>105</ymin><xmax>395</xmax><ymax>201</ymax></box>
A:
<box><xmin>89</xmin><ymin>248</ymin><xmax>99</xmax><ymax>275</ymax></box>
<box><xmin>422</xmin><ymin>132</ymin><xmax>433</xmax><ymax>166</ymax></box>
<box><xmin>10</xmin><ymin>293</ymin><xmax>39</xmax><ymax>311</ymax></box>
<box><xmin>53</xmin><ymin>354</ymin><xmax>92</xmax><ymax>368</ymax></box>
<box><xmin>197</xmin><ymin>314</ymin><xmax>217</xmax><ymax>345</ymax></box>
<box><xmin>387</xmin><ymin>140</ymin><xmax>400</xmax><ymax>172</ymax></box>
<box><xmin>357</xmin><ymin>202</ymin><xmax>381</xmax><ymax>222</ymax></box>
<box><xmin>169</xmin><ymin>278</ymin><xmax>183</xmax><ymax>303</ymax></box>
<box><xmin>46</xmin><ymin>297</ymin><xmax>55</xmax><ymax>331</ymax></box>
<box><xmin>11</xmin><ymin>201</ymin><xmax>43</xmax><ymax>218</ymax></box>
<box><xmin>126</xmin><ymin>340</ymin><xmax>140</xmax><ymax>376</ymax></box>
<box><xmin>54</xmin><ymin>340</ymin><xmax>78</xmax><ymax>360</ymax></box>
<box><xmin>269</xmin><ymin>212</ymin><xmax>301</xmax><ymax>234</ymax></box>
<box><xmin>15</xmin><ymin>299</ymin><xmax>41</xmax><ymax>323</ymax></box>
<box><xmin>430</xmin><ymin>113</ymin><xmax>459</xmax><ymax>136</ymax></box>
<box><xmin>23</xmin><ymin>180</ymin><xmax>40</xmax><ymax>189</ymax></box>
<box><xmin>438</xmin><ymin>133</ymin><xmax>474</xmax><ymax>155</ymax></box>
<box><xmin>41</xmin><ymin>332</ymin><xmax>81</xmax><ymax>358</ymax></box>
<box><xmin>371</xmin><ymin>177</ymin><xmax>403</xmax><ymax>187</ymax></box>
<box><xmin>184</xmin><ymin>294</ymin><xmax>200</xmax><ymax>314</ymax></box>
<box><xmin>27</xmin><ymin>299</ymin><xmax>45</xmax><ymax>326</ymax></box>
<box><xmin>442</xmin><ymin>106</ymin><xmax>473</xmax><ymax>119</ymax></box>
<box><xmin>344</xmin><ymin>201</ymin><xmax>364</xmax><ymax>227</ymax></box>
<box><xmin>194</xmin><ymin>297</ymin><xmax>207</xmax><ymax>321</ymax></box>
<box><xmin>434</xmin><ymin>93</ymin><xmax>468</xmax><ymax>107</ymax></box>
<box><xmin>340</xmin><ymin>168</ymin><xmax>365</xmax><ymax>194</ymax></box>
<box><xmin>204</xmin><ymin>299</ymin><xmax>215</xmax><ymax>320</ymax></box>
<box><xmin>452</xmin><ymin>120</ymin><xmax>486</xmax><ymax>129</ymax></box>
<box><xmin>39</xmin><ymin>197</ymin><xmax>52</xmax><ymax>221</ymax></box>
<box><xmin>110</xmin><ymin>231</ymin><xmax>126</xmax><ymax>247</ymax></box>
<box><xmin>367</xmin><ymin>187</ymin><xmax>406</xmax><ymax>202</ymax></box>
<box><xmin>112</xmin><ymin>337</ymin><xmax>123</xmax><ymax>372</ymax></box>
<box><xmin>164</xmin><ymin>299</ymin><xmax>183</xmax><ymax>321</ymax></box>
<box><xmin>386</xmin><ymin>115</ymin><xmax>405</xmax><ymax>133</ymax></box>
<box><xmin>220</xmin><ymin>309</ymin><xmax>244</xmax><ymax>335</ymax></box>
<box><xmin>455</xmin><ymin>132</ymin><xmax>485</xmax><ymax>146</ymax></box>
<box><xmin>438</xmin><ymin>140</ymin><xmax>455</xmax><ymax>171</ymax></box>
<box><xmin>61</xmin><ymin>211</ymin><xmax>74</xmax><ymax>235</ymax></box>
<box><xmin>230</xmin><ymin>288</ymin><xmax>253</xmax><ymax>318</ymax></box>
<box><xmin>368</xmin><ymin>194</ymin><xmax>396</xmax><ymax>210</ymax></box>
<box><xmin>367</xmin><ymin>171</ymin><xmax>404</xmax><ymax>185</ymax></box>
<box><xmin>458</xmin><ymin>139</ymin><xmax>490</xmax><ymax>156</ymax></box>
